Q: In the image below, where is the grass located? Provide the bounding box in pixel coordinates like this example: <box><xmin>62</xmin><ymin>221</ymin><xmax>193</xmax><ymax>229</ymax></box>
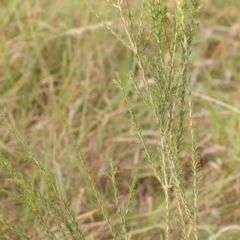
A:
<box><xmin>0</xmin><ymin>0</ymin><xmax>240</xmax><ymax>239</ymax></box>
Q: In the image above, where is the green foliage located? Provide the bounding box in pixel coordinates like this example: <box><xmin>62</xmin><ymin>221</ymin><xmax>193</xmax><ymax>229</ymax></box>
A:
<box><xmin>0</xmin><ymin>0</ymin><xmax>202</xmax><ymax>239</ymax></box>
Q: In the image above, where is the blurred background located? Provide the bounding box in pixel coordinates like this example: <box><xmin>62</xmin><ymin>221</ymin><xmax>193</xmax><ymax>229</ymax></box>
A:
<box><xmin>0</xmin><ymin>0</ymin><xmax>240</xmax><ymax>239</ymax></box>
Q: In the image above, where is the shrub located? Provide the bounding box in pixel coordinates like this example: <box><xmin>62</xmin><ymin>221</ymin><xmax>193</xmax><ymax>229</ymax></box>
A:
<box><xmin>0</xmin><ymin>0</ymin><xmax>201</xmax><ymax>239</ymax></box>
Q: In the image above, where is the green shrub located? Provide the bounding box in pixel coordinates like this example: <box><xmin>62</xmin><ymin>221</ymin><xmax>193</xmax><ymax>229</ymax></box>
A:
<box><xmin>0</xmin><ymin>0</ymin><xmax>201</xmax><ymax>239</ymax></box>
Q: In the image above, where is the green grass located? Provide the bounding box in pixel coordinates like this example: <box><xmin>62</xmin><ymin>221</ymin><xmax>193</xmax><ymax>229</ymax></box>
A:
<box><xmin>1</xmin><ymin>0</ymin><xmax>240</xmax><ymax>239</ymax></box>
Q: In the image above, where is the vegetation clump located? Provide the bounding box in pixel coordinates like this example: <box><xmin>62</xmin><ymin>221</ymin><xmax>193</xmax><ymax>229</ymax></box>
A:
<box><xmin>1</xmin><ymin>0</ymin><xmax>204</xmax><ymax>239</ymax></box>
